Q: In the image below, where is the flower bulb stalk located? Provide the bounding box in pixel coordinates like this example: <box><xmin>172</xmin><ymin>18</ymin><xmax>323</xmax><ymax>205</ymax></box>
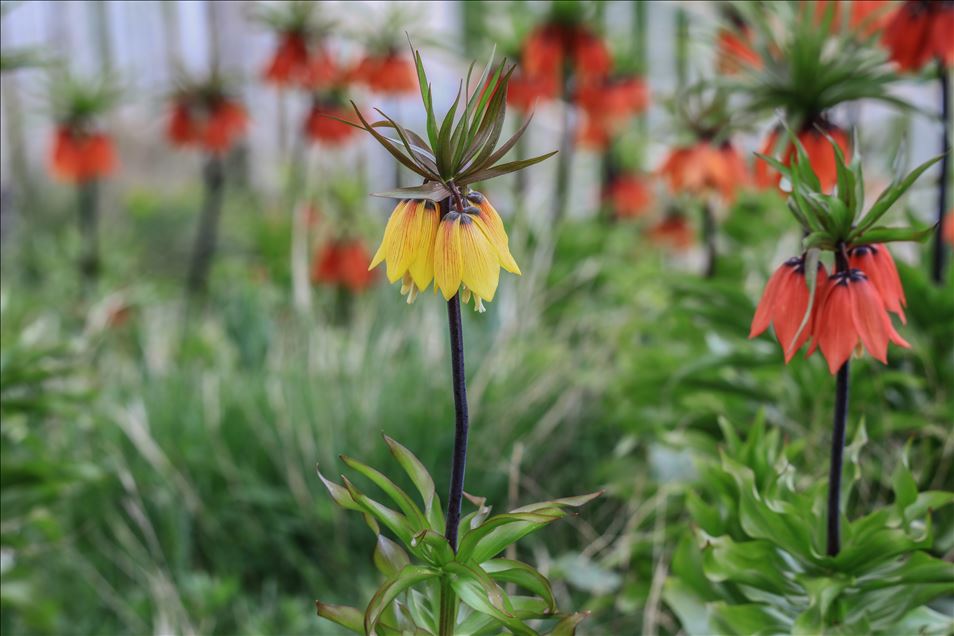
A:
<box><xmin>187</xmin><ymin>155</ymin><xmax>226</xmax><ymax>295</ymax></box>
<box><xmin>78</xmin><ymin>179</ymin><xmax>100</xmax><ymax>283</ymax></box>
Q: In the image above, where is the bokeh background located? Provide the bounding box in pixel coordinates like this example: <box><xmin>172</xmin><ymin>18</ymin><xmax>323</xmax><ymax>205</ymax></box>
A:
<box><xmin>1</xmin><ymin>1</ymin><xmax>952</xmax><ymax>635</ymax></box>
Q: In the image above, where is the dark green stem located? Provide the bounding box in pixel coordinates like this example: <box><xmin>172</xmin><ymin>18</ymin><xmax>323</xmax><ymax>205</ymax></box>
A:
<box><xmin>443</xmin><ymin>291</ymin><xmax>469</xmax><ymax>550</ymax></box>
<box><xmin>187</xmin><ymin>155</ymin><xmax>225</xmax><ymax>295</ymax></box>
<box><xmin>78</xmin><ymin>179</ymin><xmax>100</xmax><ymax>282</ymax></box>
<box><xmin>827</xmin><ymin>247</ymin><xmax>850</xmax><ymax>556</ymax></box>
<box><xmin>702</xmin><ymin>201</ymin><xmax>717</xmax><ymax>278</ymax></box>
<box><xmin>932</xmin><ymin>62</ymin><xmax>950</xmax><ymax>284</ymax></box>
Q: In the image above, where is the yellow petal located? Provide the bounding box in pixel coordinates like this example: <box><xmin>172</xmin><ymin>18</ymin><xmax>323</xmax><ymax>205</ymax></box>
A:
<box><xmin>370</xmin><ymin>200</ymin><xmax>408</xmax><ymax>270</ymax></box>
<box><xmin>472</xmin><ymin>196</ymin><xmax>520</xmax><ymax>275</ymax></box>
<box><xmin>385</xmin><ymin>200</ymin><xmax>425</xmax><ymax>283</ymax></box>
<box><xmin>459</xmin><ymin>215</ymin><xmax>500</xmax><ymax>302</ymax></box>
<box><xmin>434</xmin><ymin>214</ymin><xmax>463</xmax><ymax>300</ymax></box>
<box><xmin>408</xmin><ymin>201</ymin><xmax>440</xmax><ymax>290</ymax></box>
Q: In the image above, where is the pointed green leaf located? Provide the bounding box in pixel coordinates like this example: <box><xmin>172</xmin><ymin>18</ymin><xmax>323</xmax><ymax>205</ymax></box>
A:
<box><xmin>547</xmin><ymin>612</ymin><xmax>590</xmax><ymax>636</ymax></box>
<box><xmin>851</xmin><ymin>155</ymin><xmax>943</xmax><ymax>238</ymax></box>
<box><xmin>372</xmin><ymin>183</ymin><xmax>451</xmax><ymax>202</ymax></box>
<box><xmin>482</xmin><ymin>559</ymin><xmax>557</xmax><ymax>613</ymax></box>
<box><xmin>383</xmin><ymin>435</ymin><xmax>445</xmax><ymax>532</ymax></box>
<box><xmin>340</xmin><ymin>454</ymin><xmax>428</xmax><ymax>529</ymax></box>
<box><xmin>451</xmin><ymin>577</ymin><xmax>538</xmax><ymax>636</ymax></box>
<box><xmin>458</xmin><ymin>151</ymin><xmax>558</xmax><ymax>186</ymax></box>
<box><xmin>851</xmin><ymin>225</ymin><xmax>936</xmax><ymax>246</ymax></box>
<box><xmin>365</xmin><ymin>565</ymin><xmax>440</xmax><ymax>636</ymax></box>
<box><xmin>374</xmin><ymin>533</ymin><xmax>411</xmax><ymax>577</ymax></box>
<box><xmin>341</xmin><ymin>476</ymin><xmax>416</xmax><ymax>549</ymax></box>
<box><xmin>316</xmin><ymin>601</ymin><xmax>363</xmax><ymax>634</ymax></box>
<box><xmin>458</xmin><ymin>512</ymin><xmax>564</xmax><ymax>564</ymax></box>
<box><xmin>510</xmin><ymin>490</ymin><xmax>604</xmax><ymax>513</ymax></box>
<box><xmin>316</xmin><ymin>465</ymin><xmax>362</xmax><ymax>511</ymax></box>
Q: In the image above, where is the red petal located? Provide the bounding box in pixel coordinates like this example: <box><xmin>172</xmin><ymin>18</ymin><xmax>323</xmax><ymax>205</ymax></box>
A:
<box><xmin>848</xmin><ymin>276</ymin><xmax>889</xmax><ymax>364</ymax></box>
<box><xmin>814</xmin><ymin>279</ymin><xmax>857</xmax><ymax>374</ymax></box>
<box><xmin>749</xmin><ymin>262</ymin><xmax>789</xmax><ymax>338</ymax></box>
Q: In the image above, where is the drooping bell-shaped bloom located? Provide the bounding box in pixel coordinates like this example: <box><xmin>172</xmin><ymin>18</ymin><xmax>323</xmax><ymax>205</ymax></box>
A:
<box><xmin>812</xmin><ymin>0</ymin><xmax>891</xmax><ymax>37</ymax></box>
<box><xmin>263</xmin><ymin>33</ymin><xmax>312</xmax><ymax>87</ymax></box>
<box><xmin>756</xmin><ymin>124</ymin><xmax>850</xmax><ymax>194</ymax></box>
<box><xmin>576</xmin><ymin>76</ymin><xmax>649</xmax><ymax>150</ymax></box>
<box><xmin>304</xmin><ymin>102</ymin><xmax>358</xmax><ymax>145</ymax></box>
<box><xmin>647</xmin><ymin>215</ymin><xmax>694</xmax><ymax>250</ymax></box>
<box><xmin>433</xmin><ymin>210</ymin><xmax>501</xmax><ymax>311</ymax></box>
<box><xmin>369</xmin><ymin>200</ymin><xmax>441</xmax><ymax>302</ymax></box>
<box><xmin>506</xmin><ymin>72</ymin><xmax>558</xmax><ymax>112</ymax></box>
<box><xmin>463</xmin><ymin>192</ymin><xmax>521</xmax><ymax>276</ymax></box>
<box><xmin>312</xmin><ymin>239</ymin><xmax>376</xmax><ymax>292</ymax></box>
<box><xmin>659</xmin><ymin>141</ymin><xmax>749</xmax><ymax>203</ymax></box>
<box><xmin>167</xmin><ymin>98</ymin><xmax>248</xmax><ymax>154</ymax></box>
<box><xmin>882</xmin><ymin>0</ymin><xmax>954</xmax><ymax>72</ymax></box>
<box><xmin>607</xmin><ymin>175</ymin><xmax>654</xmax><ymax>219</ymax></box>
<box><xmin>49</xmin><ymin>126</ymin><xmax>117</xmax><ymax>183</ymax></box>
<box><xmin>849</xmin><ymin>244</ymin><xmax>907</xmax><ymax>323</ymax></box>
<box><xmin>807</xmin><ymin>269</ymin><xmax>910</xmax><ymax>374</ymax></box>
<box><xmin>522</xmin><ymin>23</ymin><xmax>611</xmax><ymax>84</ymax></box>
<box><xmin>351</xmin><ymin>54</ymin><xmax>418</xmax><ymax>95</ymax></box>
<box><xmin>750</xmin><ymin>256</ymin><xmax>828</xmax><ymax>362</ymax></box>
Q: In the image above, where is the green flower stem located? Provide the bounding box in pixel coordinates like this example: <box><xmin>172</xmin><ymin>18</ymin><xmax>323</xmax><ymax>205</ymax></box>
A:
<box><xmin>187</xmin><ymin>155</ymin><xmax>225</xmax><ymax>295</ymax></box>
<box><xmin>827</xmin><ymin>247</ymin><xmax>850</xmax><ymax>556</ymax></box>
<box><xmin>444</xmin><ymin>291</ymin><xmax>469</xmax><ymax>551</ymax></box>
<box><xmin>932</xmin><ymin>62</ymin><xmax>950</xmax><ymax>284</ymax></box>
<box><xmin>438</xmin><ymin>578</ymin><xmax>457</xmax><ymax>636</ymax></box>
<box><xmin>77</xmin><ymin>179</ymin><xmax>100</xmax><ymax>283</ymax></box>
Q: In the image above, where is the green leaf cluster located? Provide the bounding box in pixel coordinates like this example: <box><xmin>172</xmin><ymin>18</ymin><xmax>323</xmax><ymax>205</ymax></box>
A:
<box><xmin>727</xmin><ymin>1</ymin><xmax>907</xmax><ymax>125</ymax></box>
<box><xmin>316</xmin><ymin>435</ymin><xmax>600</xmax><ymax>636</ymax></box>
<box><xmin>664</xmin><ymin>418</ymin><xmax>954</xmax><ymax>636</ymax></box>
<box><xmin>756</xmin><ymin>128</ymin><xmax>941</xmax><ymax>252</ymax></box>
<box><xmin>348</xmin><ymin>46</ymin><xmax>556</xmax><ymax>201</ymax></box>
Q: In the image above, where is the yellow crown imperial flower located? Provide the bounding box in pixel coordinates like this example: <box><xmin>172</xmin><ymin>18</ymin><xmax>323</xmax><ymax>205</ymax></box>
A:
<box><xmin>369</xmin><ymin>192</ymin><xmax>520</xmax><ymax>311</ymax></box>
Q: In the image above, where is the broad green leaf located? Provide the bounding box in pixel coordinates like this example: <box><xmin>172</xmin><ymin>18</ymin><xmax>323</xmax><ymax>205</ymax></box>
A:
<box><xmin>452</xmin><ymin>577</ymin><xmax>537</xmax><ymax>636</ymax></box>
<box><xmin>457</xmin><ymin>512</ymin><xmax>563</xmax><ymax>564</ymax></box>
<box><xmin>546</xmin><ymin>612</ymin><xmax>590</xmax><ymax>636</ymax></box>
<box><xmin>316</xmin><ymin>466</ymin><xmax>362</xmax><ymax>511</ymax></box>
<box><xmin>482</xmin><ymin>559</ymin><xmax>557</xmax><ymax>612</ymax></box>
<box><xmin>374</xmin><ymin>533</ymin><xmax>411</xmax><ymax>577</ymax></box>
<box><xmin>365</xmin><ymin>565</ymin><xmax>439</xmax><ymax>636</ymax></box>
<box><xmin>316</xmin><ymin>601</ymin><xmax>363</xmax><ymax>634</ymax></box>
<box><xmin>410</xmin><ymin>529</ymin><xmax>454</xmax><ymax>566</ymax></box>
<box><xmin>372</xmin><ymin>183</ymin><xmax>451</xmax><ymax>202</ymax></box>
<box><xmin>851</xmin><ymin>224</ymin><xmax>935</xmax><ymax>246</ymax></box>
<box><xmin>444</xmin><ymin>561</ymin><xmax>509</xmax><ymax>615</ymax></box>
<box><xmin>340</xmin><ymin>454</ymin><xmax>428</xmax><ymax>529</ymax></box>
<box><xmin>701</xmin><ymin>533</ymin><xmax>800</xmax><ymax>596</ymax></box>
<box><xmin>459</xmin><ymin>151</ymin><xmax>559</xmax><ymax>185</ymax></box>
<box><xmin>851</xmin><ymin>155</ymin><xmax>943</xmax><ymax>237</ymax></box>
<box><xmin>341</xmin><ymin>476</ymin><xmax>417</xmax><ymax>549</ymax></box>
<box><xmin>384</xmin><ymin>435</ymin><xmax>445</xmax><ymax>532</ymax></box>
<box><xmin>709</xmin><ymin>602</ymin><xmax>789</xmax><ymax>636</ymax></box>
<box><xmin>510</xmin><ymin>490</ymin><xmax>603</xmax><ymax>513</ymax></box>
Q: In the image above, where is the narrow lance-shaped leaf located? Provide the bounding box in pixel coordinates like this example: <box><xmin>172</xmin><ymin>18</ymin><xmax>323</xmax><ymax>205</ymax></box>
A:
<box><xmin>482</xmin><ymin>559</ymin><xmax>557</xmax><ymax>613</ymax></box>
<box><xmin>850</xmin><ymin>155</ymin><xmax>943</xmax><ymax>239</ymax></box>
<box><xmin>373</xmin><ymin>533</ymin><xmax>411</xmax><ymax>577</ymax></box>
<box><xmin>316</xmin><ymin>601</ymin><xmax>364</xmax><ymax>634</ymax></box>
<box><xmin>451</xmin><ymin>577</ymin><xmax>538</xmax><ymax>636</ymax></box>
<box><xmin>383</xmin><ymin>434</ymin><xmax>445</xmax><ymax>532</ymax></box>
<box><xmin>341</xmin><ymin>475</ymin><xmax>417</xmax><ymax>549</ymax></box>
<box><xmin>364</xmin><ymin>565</ymin><xmax>440</xmax><ymax>636</ymax></box>
<box><xmin>459</xmin><ymin>151</ymin><xmax>558</xmax><ymax>186</ymax></box>
<box><xmin>851</xmin><ymin>225</ymin><xmax>936</xmax><ymax>246</ymax></box>
<box><xmin>372</xmin><ymin>183</ymin><xmax>451</xmax><ymax>202</ymax></box>
<box><xmin>444</xmin><ymin>561</ymin><xmax>510</xmax><ymax>615</ymax></box>
<box><xmin>436</xmin><ymin>81</ymin><xmax>464</xmax><ymax>176</ymax></box>
<box><xmin>351</xmin><ymin>102</ymin><xmax>434</xmax><ymax>179</ymax></box>
<box><xmin>340</xmin><ymin>454</ymin><xmax>428</xmax><ymax>529</ymax></box>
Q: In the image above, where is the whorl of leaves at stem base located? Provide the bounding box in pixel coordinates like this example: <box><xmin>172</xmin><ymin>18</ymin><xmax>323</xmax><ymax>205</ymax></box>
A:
<box><xmin>315</xmin><ymin>434</ymin><xmax>601</xmax><ymax>636</ymax></box>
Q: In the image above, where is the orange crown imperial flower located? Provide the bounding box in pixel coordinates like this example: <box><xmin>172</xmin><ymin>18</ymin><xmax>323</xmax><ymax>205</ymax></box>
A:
<box><xmin>807</xmin><ymin>269</ymin><xmax>910</xmax><ymax>374</ymax></box>
<box><xmin>750</xmin><ymin>129</ymin><xmax>940</xmax><ymax>374</ymax></box>
<box><xmin>750</xmin><ymin>256</ymin><xmax>828</xmax><ymax>362</ymax></box>
<box><xmin>50</xmin><ymin>126</ymin><xmax>117</xmax><ymax>183</ymax></box>
<box><xmin>882</xmin><ymin>0</ymin><xmax>954</xmax><ymax>72</ymax></box>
